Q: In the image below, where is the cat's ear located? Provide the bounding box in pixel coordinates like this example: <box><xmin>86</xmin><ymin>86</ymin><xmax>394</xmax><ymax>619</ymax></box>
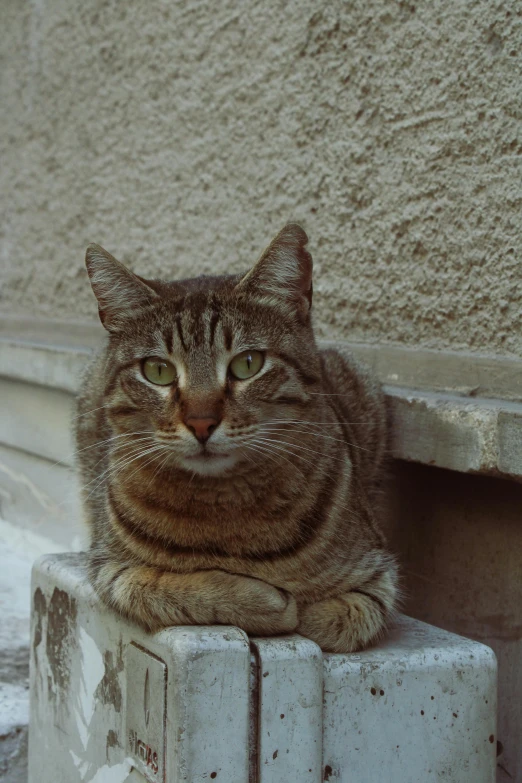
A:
<box><xmin>85</xmin><ymin>244</ymin><xmax>159</xmax><ymax>332</ymax></box>
<box><xmin>236</xmin><ymin>224</ymin><xmax>313</xmax><ymax>317</ymax></box>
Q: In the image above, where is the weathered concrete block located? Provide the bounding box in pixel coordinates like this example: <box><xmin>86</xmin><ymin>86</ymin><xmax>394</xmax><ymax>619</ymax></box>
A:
<box><xmin>30</xmin><ymin>554</ymin><xmax>497</xmax><ymax>783</ymax></box>
<box><xmin>30</xmin><ymin>554</ymin><xmax>251</xmax><ymax>783</ymax></box>
<box><xmin>322</xmin><ymin>619</ymin><xmax>497</xmax><ymax>782</ymax></box>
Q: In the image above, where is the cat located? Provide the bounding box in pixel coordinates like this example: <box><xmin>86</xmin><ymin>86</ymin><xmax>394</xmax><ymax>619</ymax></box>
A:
<box><xmin>75</xmin><ymin>224</ymin><xmax>399</xmax><ymax>653</ymax></box>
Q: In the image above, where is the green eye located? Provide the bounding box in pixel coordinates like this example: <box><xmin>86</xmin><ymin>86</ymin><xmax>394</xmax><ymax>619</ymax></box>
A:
<box><xmin>142</xmin><ymin>358</ymin><xmax>177</xmax><ymax>386</ymax></box>
<box><xmin>229</xmin><ymin>350</ymin><xmax>264</xmax><ymax>380</ymax></box>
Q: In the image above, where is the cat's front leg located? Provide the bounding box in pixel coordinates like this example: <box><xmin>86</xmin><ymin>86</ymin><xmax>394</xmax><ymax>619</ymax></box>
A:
<box><xmin>297</xmin><ymin>591</ymin><xmax>391</xmax><ymax>653</ymax></box>
<box><xmin>91</xmin><ymin>559</ymin><xmax>298</xmax><ymax>635</ymax></box>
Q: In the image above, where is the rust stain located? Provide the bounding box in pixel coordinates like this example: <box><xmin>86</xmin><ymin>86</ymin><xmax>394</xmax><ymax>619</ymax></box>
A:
<box><xmin>106</xmin><ymin>729</ymin><xmax>121</xmax><ymax>761</ymax></box>
<box><xmin>95</xmin><ymin>641</ymin><xmax>124</xmax><ymax>712</ymax></box>
<box><xmin>45</xmin><ymin>588</ymin><xmax>77</xmax><ymax>699</ymax></box>
<box><xmin>33</xmin><ymin>587</ymin><xmax>47</xmax><ymax>659</ymax></box>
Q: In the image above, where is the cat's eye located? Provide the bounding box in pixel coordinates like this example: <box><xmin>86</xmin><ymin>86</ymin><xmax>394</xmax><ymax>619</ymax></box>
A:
<box><xmin>142</xmin><ymin>358</ymin><xmax>177</xmax><ymax>386</ymax></box>
<box><xmin>229</xmin><ymin>350</ymin><xmax>264</xmax><ymax>380</ymax></box>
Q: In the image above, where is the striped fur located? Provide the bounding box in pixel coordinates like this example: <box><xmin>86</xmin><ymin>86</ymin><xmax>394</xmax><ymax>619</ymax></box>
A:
<box><xmin>75</xmin><ymin>224</ymin><xmax>399</xmax><ymax>652</ymax></box>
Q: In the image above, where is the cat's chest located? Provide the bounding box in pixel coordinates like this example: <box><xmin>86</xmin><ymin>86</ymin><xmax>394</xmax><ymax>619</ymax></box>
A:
<box><xmin>111</xmin><ymin>476</ymin><xmax>308</xmax><ymax>555</ymax></box>
<box><xmin>108</xmin><ymin>478</ymin><xmax>343</xmax><ymax>601</ymax></box>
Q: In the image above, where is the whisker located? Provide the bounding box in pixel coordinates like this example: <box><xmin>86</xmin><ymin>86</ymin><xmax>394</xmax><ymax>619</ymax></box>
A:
<box><xmin>306</xmin><ymin>392</ymin><xmax>370</xmax><ymax>397</ymax></box>
<box><xmin>82</xmin><ymin>436</ymin><xmax>157</xmax><ymax>474</ymax></box>
<box><xmin>245</xmin><ymin>442</ymin><xmax>301</xmax><ymax>472</ymax></box>
<box><xmin>48</xmin><ymin>430</ymin><xmax>156</xmax><ymax>471</ymax></box>
<box><xmin>404</xmin><ymin>569</ymin><xmax>445</xmax><ymax>588</ymax></box>
<box><xmin>99</xmin><ymin>446</ymin><xmax>168</xmax><ymax>490</ymax></box>
<box><xmin>248</xmin><ymin>442</ymin><xmax>312</xmax><ymax>480</ymax></box>
<box><xmin>125</xmin><ymin>446</ymin><xmax>170</xmax><ymax>485</ymax></box>
<box><xmin>146</xmin><ymin>449</ymin><xmax>175</xmax><ymax>489</ymax></box>
<box><xmin>242</xmin><ymin>449</ymin><xmax>261</xmax><ymax>469</ymax></box>
<box><xmin>252</xmin><ymin>438</ymin><xmax>317</xmax><ymax>470</ymax></box>
<box><xmin>258</xmin><ymin>424</ymin><xmax>372</xmax><ymax>452</ymax></box>
<box><xmin>259</xmin><ymin>418</ymin><xmax>373</xmax><ymax>426</ymax></box>
<box><xmin>78</xmin><ymin>444</ymin><xmax>163</xmax><ymax>498</ymax></box>
<box><xmin>255</xmin><ymin>436</ymin><xmax>348</xmax><ymax>465</ymax></box>
<box><xmin>72</xmin><ymin>403</ymin><xmax>112</xmax><ymax>421</ymax></box>
<box><xmin>48</xmin><ymin>445</ymin><xmax>156</xmax><ymax>516</ymax></box>
<box><xmin>258</xmin><ymin>425</ymin><xmax>348</xmax><ymax>445</ymax></box>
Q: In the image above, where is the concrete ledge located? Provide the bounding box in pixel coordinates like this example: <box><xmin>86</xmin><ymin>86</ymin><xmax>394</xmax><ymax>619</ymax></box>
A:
<box><xmin>345</xmin><ymin>341</ymin><xmax>522</xmax><ymax>404</ymax></box>
<box><xmin>1</xmin><ymin>316</ymin><xmax>522</xmax><ymax>479</ymax></box>
<box><xmin>387</xmin><ymin>387</ymin><xmax>522</xmax><ymax>479</ymax></box>
<box><xmin>29</xmin><ymin>553</ymin><xmax>498</xmax><ymax>783</ymax></box>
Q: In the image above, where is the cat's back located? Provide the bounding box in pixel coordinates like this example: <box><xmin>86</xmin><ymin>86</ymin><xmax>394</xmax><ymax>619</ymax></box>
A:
<box><xmin>318</xmin><ymin>342</ymin><xmax>388</xmax><ymax>488</ymax></box>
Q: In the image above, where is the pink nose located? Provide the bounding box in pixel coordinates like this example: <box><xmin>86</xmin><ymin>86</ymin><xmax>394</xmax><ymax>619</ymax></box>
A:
<box><xmin>184</xmin><ymin>416</ymin><xmax>220</xmax><ymax>444</ymax></box>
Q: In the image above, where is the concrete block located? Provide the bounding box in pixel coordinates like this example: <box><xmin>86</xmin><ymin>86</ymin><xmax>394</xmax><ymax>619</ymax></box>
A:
<box><xmin>30</xmin><ymin>554</ymin><xmax>497</xmax><ymax>783</ymax></box>
<box><xmin>322</xmin><ymin>616</ymin><xmax>497</xmax><ymax>783</ymax></box>
<box><xmin>250</xmin><ymin>636</ymin><xmax>323</xmax><ymax>781</ymax></box>
<box><xmin>30</xmin><ymin>554</ymin><xmax>250</xmax><ymax>783</ymax></box>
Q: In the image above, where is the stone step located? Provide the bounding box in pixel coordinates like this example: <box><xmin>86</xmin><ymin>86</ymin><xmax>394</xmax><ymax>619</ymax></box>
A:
<box><xmin>30</xmin><ymin>553</ymin><xmax>497</xmax><ymax>783</ymax></box>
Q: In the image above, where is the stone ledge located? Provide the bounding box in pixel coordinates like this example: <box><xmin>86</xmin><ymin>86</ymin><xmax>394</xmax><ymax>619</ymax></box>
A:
<box><xmin>387</xmin><ymin>387</ymin><xmax>522</xmax><ymax>480</ymax></box>
<box><xmin>1</xmin><ymin>319</ymin><xmax>521</xmax><ymax>480</ymax></box>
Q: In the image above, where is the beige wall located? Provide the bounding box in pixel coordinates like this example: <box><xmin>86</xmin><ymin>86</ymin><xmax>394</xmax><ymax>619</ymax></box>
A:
<box><xmin>1</xmin><ymin>0</ymin><xmax>521</xmax><ymax>356</ymax></box>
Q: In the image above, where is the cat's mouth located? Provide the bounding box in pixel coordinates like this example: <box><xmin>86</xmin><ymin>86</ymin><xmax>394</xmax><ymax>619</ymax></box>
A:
<box><xmin>185</xmin><ymin>451</ymin><xmax>229</xmax><ymax>461</ymax></box>
<box><xmin>182</xmin><ymin>447</ymin><xmax>237</xmax><ymax>476</ymax></box>
<box><xmin>181</xmin><ymin>448</ymin><xmax>238</xmax><ymax>476</ymax></box>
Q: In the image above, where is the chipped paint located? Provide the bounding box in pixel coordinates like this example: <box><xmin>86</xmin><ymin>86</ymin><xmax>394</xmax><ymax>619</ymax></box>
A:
<box><xmin>75</xmin><ymin>626</ymin><xmax>105</xmax><ymax>750</ymax></box>
<box><xmin>106</xmin><ymin>729</ymin><xmax>121</xmax><ymax>759</ymax></box>
<box><xmin>95</xmin><ymin>643</ymin><xmax>125</xmax><ymax>713</ymax></box>
<box><xmin>90</xmin><ymin>759</ymin><xmax>134</xmax><ymax>783</ymax></box>
<box><xmin>89</xmin><ymin>759</ymin><xmax>134</xmax><ymax>783</ymax></box>
<box><xmin>45</xmin><ymin>587</ymin><xmax>77</xmax><ymax>699</ymax></box>
<box><xmin>68</xmin><ymin>625</ymin><xmax>128</xmax><ymax>782</ymax></box>
<box><xmin>32</xmin><ymin>587</ymin><xmax>46</xmax><ymax>659</ymax></box>
<box><xmin>70</xmin><ymin>752</ymin><xmax>134</xmax><ymax>783</ymax></box>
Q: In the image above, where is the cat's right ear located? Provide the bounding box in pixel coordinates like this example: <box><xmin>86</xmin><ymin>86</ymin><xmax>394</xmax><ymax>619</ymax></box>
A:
<box><xmin>85</xmin><ymin>244</ymin><xmax>159</xmax><ymax>332</ymax></box>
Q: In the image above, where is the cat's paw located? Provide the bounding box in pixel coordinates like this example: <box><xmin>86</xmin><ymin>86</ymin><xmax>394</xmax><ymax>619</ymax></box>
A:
<box><xmin>216</xmin><ymin>574</ymin><xmax>299</xmax><ymax>635</ymax></box>
<box><xmin>93</xmin><ymin>561</ymin><xmax>298</xmax><ymax>635</ymax></box>
<box><xmin>298</xmin><ymin>592</ymin><xmax>386</xmax><ymax>653</ymax></box>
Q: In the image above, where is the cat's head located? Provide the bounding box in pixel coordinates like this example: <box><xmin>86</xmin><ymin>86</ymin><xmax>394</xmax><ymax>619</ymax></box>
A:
<box><xmin>85</xmin><ymin>224</ymin><xmax>322</xmax><ymax>477</ymax></box>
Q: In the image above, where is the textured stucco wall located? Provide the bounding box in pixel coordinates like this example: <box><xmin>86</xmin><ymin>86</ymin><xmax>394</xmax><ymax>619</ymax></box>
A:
<box><xmin>1</xmin><ymin>0</ymin><xmax>521</xmax><ymax>355</ymax></box>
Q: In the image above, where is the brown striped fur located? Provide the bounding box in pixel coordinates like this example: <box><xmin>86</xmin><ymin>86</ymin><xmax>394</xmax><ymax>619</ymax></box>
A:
<box><xmin>75</xmin><ymin>224</ymin><xmax>399</xmax><ymax>652</ymax></box>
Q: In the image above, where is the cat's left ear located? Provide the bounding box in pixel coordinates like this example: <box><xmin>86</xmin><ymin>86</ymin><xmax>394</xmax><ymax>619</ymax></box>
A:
<box><xmin>85</xmin><ymin>244</ymin><xmax>159</xmax><ymax>332</ymax></box>
<box><xmin>236</xmin><ymin>224</ymin><xmax>313</xmax><ymax>317</ymax></box>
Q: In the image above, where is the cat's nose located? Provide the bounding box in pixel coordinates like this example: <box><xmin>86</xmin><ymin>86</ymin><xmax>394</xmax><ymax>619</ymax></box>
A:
<box><xmin>184</xmin><ymin>415</ymin><xmax>221</xmax><ymax>444</ymax></box>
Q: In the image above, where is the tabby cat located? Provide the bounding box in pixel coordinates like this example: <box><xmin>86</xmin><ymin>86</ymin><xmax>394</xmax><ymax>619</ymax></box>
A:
<box><xmin>75</xmin><ymin>224</ymin><xmax>398</xmax><ymax>653</ymax></box>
